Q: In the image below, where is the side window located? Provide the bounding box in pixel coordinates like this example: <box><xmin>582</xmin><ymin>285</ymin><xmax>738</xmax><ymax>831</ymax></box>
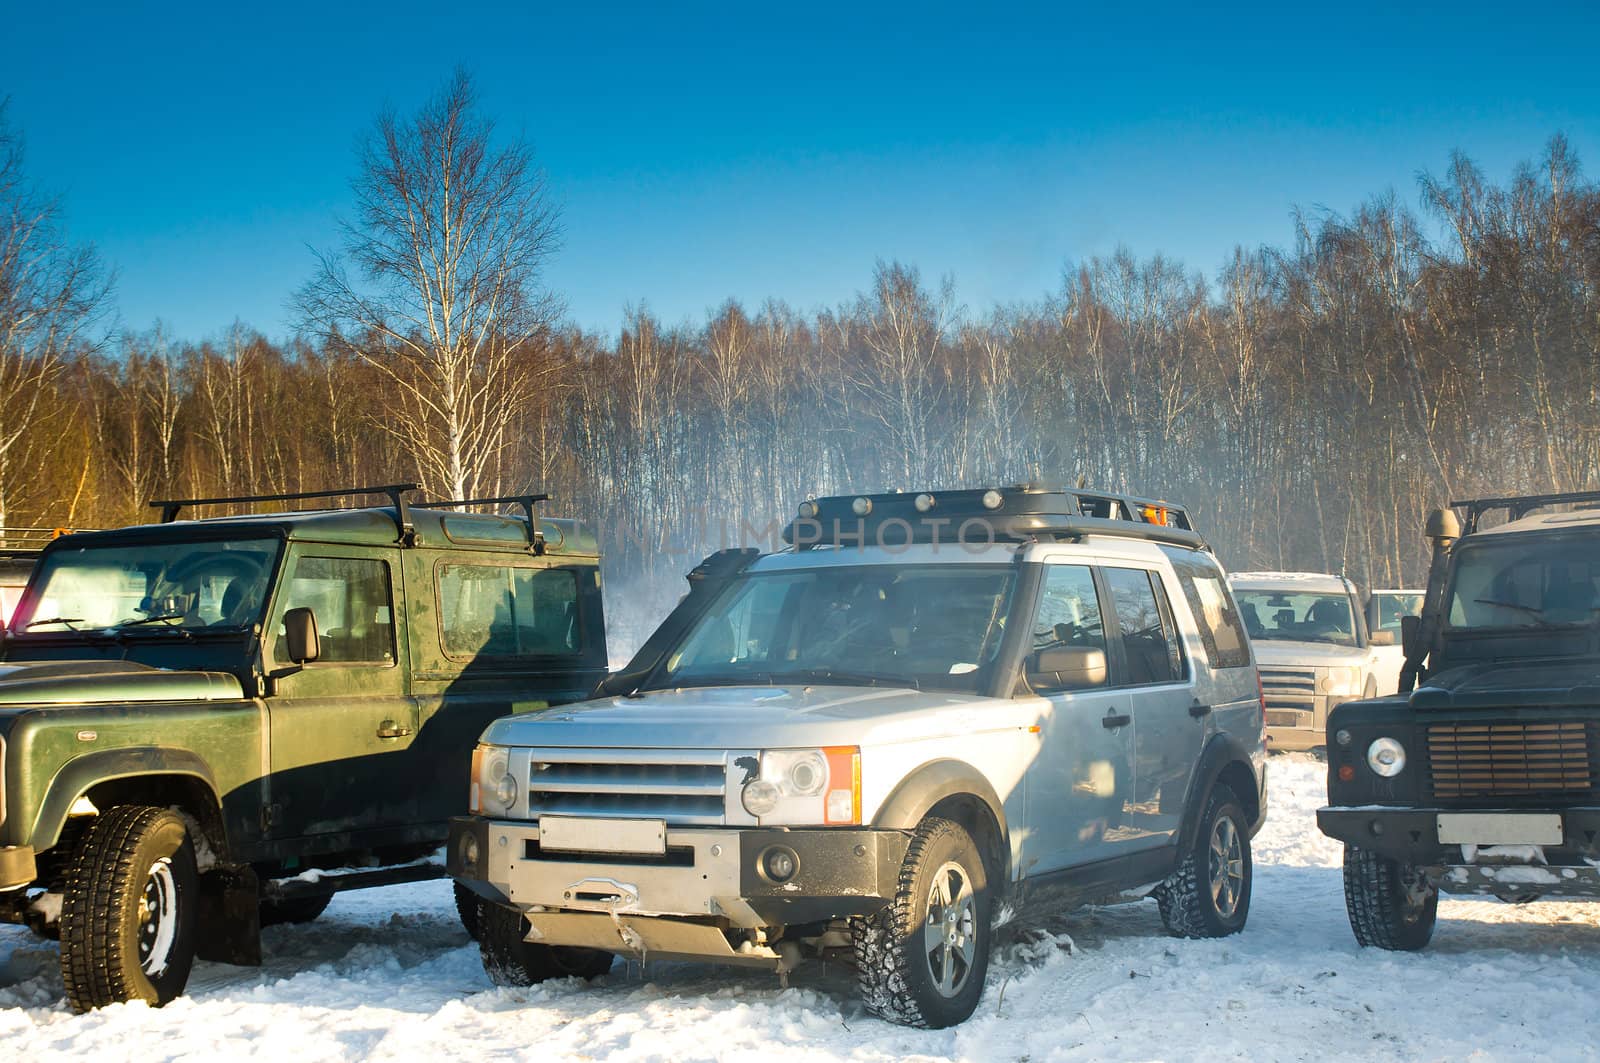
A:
<box><xmin>1029</xmin><ymin>564</ymin><xmax>1108</xmax><ymax>692</ymax></box>
<box><xmin>275</xmin><ymin>556</ymin><xmax>395</xmax><ymax>665</ymax></box>
<box><xmin>438</xmin><ymin>563</ymin><xmax>581</xmax><ymax>659</ymax></box>
<box><xmin>1103</xmin><ymin>567</ymin><xmax>1185</xmax><ymax>685</ymax></box>
<box><xmin>1161</xmin><ymin>549</ymin><xmax>1251</xmax><ymax>670</ymax></box>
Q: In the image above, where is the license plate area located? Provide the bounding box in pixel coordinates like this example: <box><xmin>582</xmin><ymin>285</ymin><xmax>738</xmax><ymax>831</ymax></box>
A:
<box><xmin>1436</xmin><ymin>812</ymin><xmax>1563</xmax><ymax>846</ymax></box>
<box><xmin>538</xmin><ymin>815</ymin><xmax>666</xmax><ymax>855</ymax></box>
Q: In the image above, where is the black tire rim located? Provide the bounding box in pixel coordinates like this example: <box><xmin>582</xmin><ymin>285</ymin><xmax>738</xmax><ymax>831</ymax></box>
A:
<box><xmin>1209</xmin><ymin>815</ymin><xmax>1244</xmax><ymax>919</ymax></box>
<box><xmin>138</xmin><ymin>856</ymin><xmax>179</xmax><ymax>978</ymax></box>
<box><xmin>923</xmin><ymin>861</ymin><xmax>978</xmax><ymax>999</ymax></box>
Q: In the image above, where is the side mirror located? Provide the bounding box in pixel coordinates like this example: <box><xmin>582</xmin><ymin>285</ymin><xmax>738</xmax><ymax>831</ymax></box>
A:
<box><xmin>1400</xmin><ymin>614</ymin><xmax>1421</xmax><ymax>659</ymax></box>
<box><xmin>1028</xmin><ymin>646</ymin><xmax>1107</xmax><ymax>691</ymax></box>
<box><xmin>1370</xmin><ymin>630</ymin><xmax>1395</xmax><ymax>647</ymax></box>
<box><xmin>283</xmin><ymin>607</ymin><xmax>320</xmax><ymax>664</ymax></box>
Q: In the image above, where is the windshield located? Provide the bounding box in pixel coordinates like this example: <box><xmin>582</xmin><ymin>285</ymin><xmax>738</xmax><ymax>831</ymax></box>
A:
<box><xmin>13</xmin><ymin>539</ymin><xmax>279</xmax><ymax>633</ymax></box>
<box><xmin>1234</xmin><ymin>589</ymin><xmax>1357</xmax><ymax>646</ymax></box>
<box><xmin>651</xmin><ymin>564</ymin><xmax>1017</xmax><ymax>694</ymax></box>
<box><xmin>1371</xmin><ymin>592</ymin><xmax>1422</xmax><ymax>633</ymax></box>
<box><xmin>1448</xmin><ymin>534</ymin><xmax>1600</xmax><ymax>630</ymax></box>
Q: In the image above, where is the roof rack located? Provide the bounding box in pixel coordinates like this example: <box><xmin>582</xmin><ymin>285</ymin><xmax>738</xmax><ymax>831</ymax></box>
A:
<box><xmin>0</xmin><ymin>526</ymin><xmax>88</xmax><ymax>556</ymax></box>
<box><xmin>1452</xmin><ymin>490</ymin><xmax>1600</xmax><ymax>534</ymax></box>
<box><xmin>149</xmin><ymin>483</ymin><xmax>422</xmax><ymax>544</ymax></box>
<box><xmin>414</xmin><ymin>493</ymin><xmax>550</xmax><ymax>553</ymax></box>
<box><xmin>781</xmin><ymin>485</ymin><xmax>1205</xmax><ymax>551</ymax></box>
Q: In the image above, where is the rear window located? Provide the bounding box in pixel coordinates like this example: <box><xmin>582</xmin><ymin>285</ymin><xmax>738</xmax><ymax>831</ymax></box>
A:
<box><xmin>1160</xmin><ymin>548</ymin><xmax>1252</xmax><ymax>670</ymax></box>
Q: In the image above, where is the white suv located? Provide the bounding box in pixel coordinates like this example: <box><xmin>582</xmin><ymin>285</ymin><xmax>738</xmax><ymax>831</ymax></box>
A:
<box><xmin>1229</xmin><ymin>572</ymin><xmax>1396</xmax><ymax>751</ymax></box>
<box><xmin>449</xmin><ymin>486</ymin><xmax>1267</xmax><ymax>1028</ymax></box>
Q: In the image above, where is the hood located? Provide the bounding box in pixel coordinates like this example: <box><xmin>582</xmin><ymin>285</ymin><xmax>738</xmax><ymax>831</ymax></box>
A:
<box><xmin>483</xmin><ymin>684</ymin><xmax>998</xmax><ymax>749</ymax></box>
<box><xmin>0</xmin><ymin>660</ymin><xmax>244</xmax><ymax>706</ymax></box>
<box><xmin>1412</xmin><ymin>657</ymin><xmax>1600</xmax><ymax>710</ymax></box>
<box><xmin>1252</xmin><ymin>641</ymin><xmax>1369</xmax><ymax>668</ymax></box>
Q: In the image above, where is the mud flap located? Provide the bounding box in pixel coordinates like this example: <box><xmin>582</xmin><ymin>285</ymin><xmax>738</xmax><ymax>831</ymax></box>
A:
<box><xmin>195</xmin><ymin>865</ymin><xmax>262</xmax><ymax>966</ymax></box>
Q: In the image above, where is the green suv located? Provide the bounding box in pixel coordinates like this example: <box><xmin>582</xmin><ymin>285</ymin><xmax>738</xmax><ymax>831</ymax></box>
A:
<box><xmin>0</xmin><ymin>485</ymin><xmax>606</xmax><ymax>1010</ymax></box>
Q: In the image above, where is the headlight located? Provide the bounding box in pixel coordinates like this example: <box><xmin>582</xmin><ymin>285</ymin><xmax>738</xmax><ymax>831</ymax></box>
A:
<box><xmin>470</xmin><ymin>744</ymin><xmax>516</xmax><ymax>815</ymax></box>
<box><xmin>1367</xmin><ymin>737</ymin><xmax>1406</xmax><ymax>777</ymax></box>
<box><xmin>1318</xmin><ymin>666</ymin><xmax>1361</xmax><ymax>695</ymax></box>
<box><xmin>741</xmin><ymin>747</ymin><xmax>860</xmax><ymax>825</ymax></box>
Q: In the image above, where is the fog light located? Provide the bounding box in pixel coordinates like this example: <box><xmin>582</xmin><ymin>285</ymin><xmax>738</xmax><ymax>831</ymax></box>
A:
<box><xmin>494</xmin><ymin>773</ymin><xmax>518</xmax><ymax>807</ymax></box>
<box><xmin>458</xmin><ymin>831</ymin><xmax>480</xmax><ymax>871</ymax></box>
<box><xmin>981</xmin><ymin>489</ymin><xmax>1003</xmax><ymax>510</ymax></box>
<box><xmin>742</xmin><ymin>779</ymin><xmax>780</xmax><ymax>816</ymax></box>
<box><xmin>760</xmin><ymin>845</ymin><xmax>800</xmax><ymax>883</ymax></box>
<box><xmin>1367</xmin><ymin>737</ymin><xmax>1406</xmax><ymax>778</ymax></box>
<box><xmin>798</xmin><ymin>500</ymin><xmax>818</xmax><ymax>519</ymax></box>
<box><xmin>1335</xmin><ymin>729</ymin><xmax>1352</xmax><ymax>748</ymax></box>
<box><xmin>852</xmin><ymin>496</ymin><xmax>872</xmax><ymax>516</ymax></box>
<box><xmin>914</xmin><ymin>493</ymin><xmax>935</xmax><ymax>512</ymax></box>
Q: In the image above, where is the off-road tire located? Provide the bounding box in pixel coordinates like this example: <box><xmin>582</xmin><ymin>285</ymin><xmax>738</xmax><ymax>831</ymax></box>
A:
<box><xmin>1155</xmin><ymin>784</ymin><xmax>1252</xmax><ymax>938</ymax></box>
<box><xmin>478</xmin><ymin>902</ymin><xmax>613</xmax><ymax>986</ymax></box>
<box><xmin>260</xmin><ymin>893</ymin><xmax>334</xmax><ymax>927</ymax></box>
<box><xmin>454</xmin><ymin>881</ymin><xmax>484</xmax><ymax>941</ymax></box>
<box><xmin>851</xmin><ymin>816</ymin><xmax>992</xmax><ymax>1029</ymax></box>
<box><xmin>60</xmin><ymin>805</ymin><xmax>200</xmax><ymax>1012</ymax></box>
<box><xmin>1343</xmin><ymin>845</ymin><xmax>1437</xmax><ymax>950</ymax></box>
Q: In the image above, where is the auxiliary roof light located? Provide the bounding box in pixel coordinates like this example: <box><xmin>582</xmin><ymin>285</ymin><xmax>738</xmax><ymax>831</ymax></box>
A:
<box><xmin>981</xmin><ymin>489</ymin><xmax>1003</xmax><ymax>510</ymax></box>
<box><xmin>798</xmin><ymin>500</ymin><xmax>819</xmax><ymax>519</ymax></box>
<box><xmin>852</xmin><ymin>497</ymin><xmax>872</xmax><ymax>516</ymax></box>
<box><xmin>914</xmin><ymin>493</ymin><xmax>935</xmax><ymax>513</ymax></box>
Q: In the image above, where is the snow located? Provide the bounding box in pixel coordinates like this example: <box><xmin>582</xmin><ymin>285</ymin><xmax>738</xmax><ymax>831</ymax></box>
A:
<box><xmin>5</xmin><ymin>755</ymin><xmax>1600</xmax><ymax>1060</ymax></box>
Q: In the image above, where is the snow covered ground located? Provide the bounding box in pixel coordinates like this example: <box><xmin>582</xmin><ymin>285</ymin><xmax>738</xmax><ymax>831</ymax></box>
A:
<box><xmin>4</xmin><ymin>755</ymin><xmax>1598</xmax><ymax>1061</ymax></box>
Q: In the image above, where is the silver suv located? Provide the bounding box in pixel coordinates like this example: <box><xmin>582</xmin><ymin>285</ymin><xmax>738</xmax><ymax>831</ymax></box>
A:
<box><xmin>1229</xmin><ymin>572</ymin><xmax>1397</xmax><ymax>751</ymax></box>
<box><xmin>448</xmin><ymin>486</ymin><xmax>1267</xmax><ymax>1028</ymax></box>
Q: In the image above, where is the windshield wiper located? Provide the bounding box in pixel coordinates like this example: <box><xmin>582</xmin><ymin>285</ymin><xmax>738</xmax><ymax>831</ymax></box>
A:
<box><xmin>1474</xmin><ymin>597</ymin><xmax>1544</xmax><ymax>616</ymax></box>
<box><xmin>24</xmin><ymin>617</ymin><xmax>83</xmax><ymax>631</ymax></box>
<box><xmin>116</xmin><ymin>614</ymin><xmax>187</xmax><ymax>628</ymax></box>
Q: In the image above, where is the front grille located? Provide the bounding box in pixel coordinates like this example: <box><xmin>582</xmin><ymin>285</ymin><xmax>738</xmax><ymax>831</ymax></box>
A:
<box><xmin>1260</xmin><ymin>667</ymin><xmax>1317</xmax><ymax>695</ymax></box>
<box><xmin>525</xmin><ymin>748</ymin><xmax>729</xmax><ymax>825</ymax></box>
<box><xmin>1426</xmin><ymin>721</ymin><xmax>1598</xmax><ymax>800</ymax></box>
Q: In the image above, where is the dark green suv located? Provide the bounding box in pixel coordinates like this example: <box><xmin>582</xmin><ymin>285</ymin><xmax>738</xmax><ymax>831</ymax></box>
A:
<box><xmin>1320</xmin><ymin>490</ymin><xmax>1600</xmax><ymax>949</ymax></box>
<box><xmin>0</xmin><ymin>485</ymin><xmax>606</xmax><ymax>1010</ymax></box>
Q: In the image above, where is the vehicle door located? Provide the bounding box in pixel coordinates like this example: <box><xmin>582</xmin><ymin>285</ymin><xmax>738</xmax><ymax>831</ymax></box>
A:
<box><xmin>1101</xmin><ymin>564</ymin><xmax>1201</xmax><ymax>848</ymax></box>
<box><xmin>265</xmin><ymin>547</ymin><xmax>418</xmax><ymax>838</ymax></box>
<box><xmin>1019</xmin><ymin>562</ymin><xmax>1136</xmax><ymax>875</ymax></box>
<box><xmin>409</xmin><ymin>556</ymin><xmax>599</xmax><ymax>826</ymax></box>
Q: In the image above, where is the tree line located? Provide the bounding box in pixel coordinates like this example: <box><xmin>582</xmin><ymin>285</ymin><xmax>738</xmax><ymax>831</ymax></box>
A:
<box><xmin>3</xmin><ymin>78</ymin><xmax>1598</xmax><ymax>645</ymax></box>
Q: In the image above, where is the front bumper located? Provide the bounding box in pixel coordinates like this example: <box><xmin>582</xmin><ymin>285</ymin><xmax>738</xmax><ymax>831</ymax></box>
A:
<box><xmin>0</xmin><ymin>845</ymin><xmax>36</xmax><ymax>892</ymax></box>
<box><xmin>448</xmin><ymin>815</ymin><xmax>909</xmax><ymax>929</ymax></box>
<box><xmin>1318</xmin><ymin>805</ymin><xmax>1600</xmax><ymax>885</ymax></box>
<box><xmin>1266</xmin><ymin>694</ymin><xmax>1363</xmax><ymax>751</ymax></box>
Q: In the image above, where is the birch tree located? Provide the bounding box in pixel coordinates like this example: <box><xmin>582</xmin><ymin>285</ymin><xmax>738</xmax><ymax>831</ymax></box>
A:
<box><xmin>297</xmin><ymin>70</ymin><xmax>561</xmax><ymax>500</ymax></box>
<box><xmin>0</xmin><ymin>102</ymin><xmax>110</xmax><ymax>540</ymax></box>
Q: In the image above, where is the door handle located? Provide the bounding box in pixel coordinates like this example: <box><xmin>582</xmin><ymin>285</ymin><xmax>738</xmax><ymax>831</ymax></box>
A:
<box><xmin>1189</xmin><ymin>702</ymin><xmax>1214</xmax><ymax>718</ymax></box>
<box><xmin>376</xmin><ymin>720</ymin><xmax>413</xmax><ymax>738</ymax></box>
<box><xmin>1101</xmin><ymin>713</ymin><xmax>1131</xmax><ymax>729</ymax></box>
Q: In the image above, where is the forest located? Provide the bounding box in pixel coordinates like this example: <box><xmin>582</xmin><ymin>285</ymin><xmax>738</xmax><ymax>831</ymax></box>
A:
<box><xmin>3</xmin><ymin>77</ymin><xmax>1599</xmax><ymax>630</ymax></box>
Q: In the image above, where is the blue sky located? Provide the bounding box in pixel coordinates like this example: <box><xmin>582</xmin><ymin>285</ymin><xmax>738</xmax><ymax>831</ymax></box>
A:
<box><xmin>7</xmin><ymin>1</ymin><xmax>1598</xmax><ymax>341</ymax></box>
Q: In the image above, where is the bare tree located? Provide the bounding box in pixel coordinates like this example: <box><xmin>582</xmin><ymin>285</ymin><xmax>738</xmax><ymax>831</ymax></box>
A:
<box><xmin>0</xmin><ymin>102</ymin><xmax>110</xmax><ymax>540</ymax></box>
<box><xmin>297</xmin><ymin>70</ymin><xmax>561</xmax><ymax>500</ymax></box>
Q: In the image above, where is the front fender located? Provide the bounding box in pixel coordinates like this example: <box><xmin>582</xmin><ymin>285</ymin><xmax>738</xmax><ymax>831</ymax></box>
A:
<box><xmin>30</xmin><ymin>746</ymin><xmax>221</xmax><ymax>852</ymax></box>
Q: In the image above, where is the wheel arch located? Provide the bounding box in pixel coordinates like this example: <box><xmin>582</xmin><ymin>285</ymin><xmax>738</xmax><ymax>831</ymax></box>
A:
<box><xmin>32</xmin><ymin>748</ymin><xmax>227</xmax><ymax>862</ymax></box>
<box><xmin>1177</xmin><ymin>734</ymin><xmax>1262</xmax><ymax>852</ymax></box>
<box><xmin>872</xmin><ymin>759</ymin><xmax>1011</xmax><ymax>886</ymax></box>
